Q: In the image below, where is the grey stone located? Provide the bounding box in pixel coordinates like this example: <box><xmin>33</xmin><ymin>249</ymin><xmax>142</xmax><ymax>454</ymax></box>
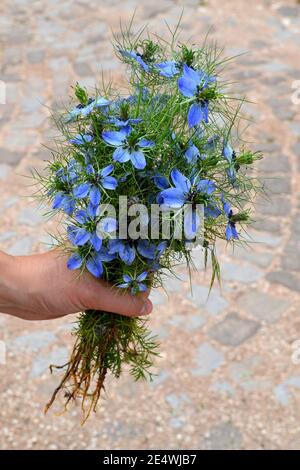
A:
<box><xmin>3</xmin><ymin>196</ymin><xmax>19</xmax><ymax>208</ymax></box>
<box><xmin>150</xmin><ymin>290</ymin><xmax>167</xmax><ymax>306</ymax></box>
<box><xmin>17</xmin><ymin>207</ymin><xmax>44</xmax><ymax>226</ymax></box>
<box><xmin>169</xmin><ymin>417</ymin><xmax>186</xmax><ymax>429</ymax></box>
<box><xmin>258</xmin><ymin>154</ymin><xmax>290</xmax><ymax>173</ymax></box>
<box><xmin>165</xmin><ymin>393</ymin><xmax>190</xmax><ymax>409</ymax></box>
<box><xmin>0</xmin><ymin>148</ymin><xmax>23</xmax><ymax>166</ymax></box>
<box><xmin>208</xmin><ymin>313</ymin><xmax>260</xmax><ymax>347</ymax></box>
<box><xmin>277</xmin><ymin>6</ymin><xmax>300</xmax><ymax>17</ymax></box>
<box><xmin>240</xmin><ymin>379</ymin><xmax>272</xmax><ymax>392</ymax></box>
<box><xmin>7</xmin><ymin>236</ymin><xmax>33</xmax><ymax>255</ymax></box>
<box><xmin>210</xmin><ymin>381</ymin><xmax>235</xmax><ymax>396</ymax></box>
<box><xmin>27</xmin><ymin>50</ymin><xmax>45</xmax><ymax>64</ymax></box>
<box><xmin>237</xmin><ymin>289</ymin><xmax>289</xmax><ymax>323</ymax></box>
<box><xmin>229</xmin><ymin>356</ymin><xmax>262</xmax><ymax>384</ymax></box>
<box><xmin>264</xmin><ymin>177</ymin><xmax>291</xmax><ymax>195</ymax></box>
<box><xmin>150</xmin><ymin>370</ymin><xmax>170</xmax><ymax>387</ymax></box>
<box><xmin>231</xmin><ymin>246</ymin><xmax>273</xmax><ymax>268</ymax></box>
<box><xmin>274</xmin><ymin>384</ymin><xmax>290</xmax><ymax>406</ymax></box>
<box><xmin>256</xmin><ymin>196</ymin><xmax>291</xmax><ymax>217</ymax></box>
<box><xmin>30</xmin><ymin>347</ymin><xmax>69</xmax><ymax>378</ymax></box>
<box><xmin>192</xmin><ymin>342</ymin><xmax>224</xmax><ymax>376</ymax></box>
<box><xmin>281</xmin><ymin>245</ymin><xmax>300</xmax><ymax>271</ymax></box>
<box><xmin>253</xmin><ymin>218</ymin><xmax>281</xmax><ymax>234</ymax></box>
<box><xmin>0</xmin><ymin>163</ymin><xmax>11</xmax><ymax>180</ymax></box>
<box><xmin>0</xmin><ymin>231</ymin><xmax>16</xmax><ymax>242</ymax></box>
<box><xmin>9</xmin><ymin>331</ymin><xmax>57</xmax><ymax>352</ymax></box>
<box><xmin>266</xmin><ymin>271</ymin><xmax>300</xmax><ymax>293</ymax></box>
<box><xmin>221</xmin><ymin>261</ymin><xmax>263</xmax><ymax>284</ymax></box>
<box><xmin>203</xmin><ymin>423</ymin><xmax>242</xmax><ymax>450</ymax></box>
<box><xmin>260</xmin><ymin>61</ymin><xmax>290</xmax><ymax>73</ymax></box>
<box><xmin>187</xmin><ymin>284</ymin><xmax>228</xmax><ymax>316</ymax></box>
<box><xmin>73</xmin><ymin>61</ymin><xmax>93</xmax><ymax>77</ymax></box>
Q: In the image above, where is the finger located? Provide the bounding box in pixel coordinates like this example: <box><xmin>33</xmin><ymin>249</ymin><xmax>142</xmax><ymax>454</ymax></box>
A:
<box><xmin>82</xmin><ymin>280</ymin><xmax>153</xmax><ymax>317</ymax></box>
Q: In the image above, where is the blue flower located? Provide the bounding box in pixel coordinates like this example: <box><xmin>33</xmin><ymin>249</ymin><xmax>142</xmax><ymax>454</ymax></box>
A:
<box><xmin>223</xmin><ymin>142</ymin><xmax>238</xmax><ymax>184</ymax></box>
<box><xmin>52</xmin><ymin>160</ymin><xmax>80</xmax><ymax>215</ymax></box>
<box><xmin>72</xmin><ymin>164</ymin><xmax>117</xmax><ymax>212</ymax></box>
<box><xmin>119</xmin><ymin>50</ymin><xmax>149</xmax><ymax>72</ymax></box>
<box><xmin>159</xmin><ymin>169</ymin><xmax>216</xmax><ymax>208</ymax></box>
<box><xmin>108</xmin><ymin>239</ymin><xmax>167</xmax><ymax>266</ymax></box>
<box><xmin>67</xmin><ymin>247</ymin><xmax>116</xmax><ymax>278</ymax></box>
<box><xmin>118</xmin><ymin>272</ymin><xmax>148</xmax><ymax>295</ymax></box>
<box><xmin>102</xmin><ymin>126</ymin><xmax>155</xmax><ymax>170</ymax></box>
<box><xmin>159</xmin><ymin>169</ymin><xmax>216</xmax><ymax>240</ymax></box>
<box><xmin>67</xmin><ymin>210</ymin><xmax>117</xmax><ymax>251</ymax></box>
<box><xmin>222</xmin><ymin>196</ymin><xmax>239</xmax><ymax>241</ymax></box>
<box><xmin>69</xmin><ymin>134</ymin><xmax>93</xmax><ymax>145</ymax></box>
<box><xmin>178</xmin><ymin>64</ymin><xmax>216</xmax><ymax>128</ymax></box>
<box><xmin>184</xmin><ymin>140</ymin><xmax>205</xmax><ymax>164</ymax></box>
<box><xmin>155</xmin><ymin>61</ymin><xmax>179</xmax><ymax>78</ymax></box>
<box><xmin>65</xmin><ymin>97</ymin><xmax>110</xmax><ymax>123</ymax></box>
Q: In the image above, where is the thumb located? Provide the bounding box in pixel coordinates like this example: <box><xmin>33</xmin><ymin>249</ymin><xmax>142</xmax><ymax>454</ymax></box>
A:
<box><xmin>79</xmin><ymin>275</ymin><xmax>153</xmax><ymax>317</ymax></box>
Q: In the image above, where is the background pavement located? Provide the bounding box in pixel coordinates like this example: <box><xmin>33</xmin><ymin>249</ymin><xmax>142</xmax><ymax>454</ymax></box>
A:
<box><xmin>0</xmin><ymin>0</ymin><xmax>300</xmax><ymax>450</ymax></box>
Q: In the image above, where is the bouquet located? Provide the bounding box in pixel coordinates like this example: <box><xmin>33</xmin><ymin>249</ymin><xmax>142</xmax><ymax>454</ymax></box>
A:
<box><xmin>38</xmin><ymin>21</ymin><xmax>263</xmax><ymax>422</ymax></box>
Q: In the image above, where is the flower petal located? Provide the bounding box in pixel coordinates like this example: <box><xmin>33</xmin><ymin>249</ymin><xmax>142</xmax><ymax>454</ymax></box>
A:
<box><xmin>197</xmin><ymin>179</ymin><xmax>216</xmax><ymax>195</ymax></box>
<box><xmin>155</xmin><ymin>61</ymin><xmax>178</xmax><ymax>78</ymax></box>
<box><xmin>160</xmin><ymin>187</ymin><xmax>186</xmax><ymax>208</ymax></box>
<box><xmin>102</xmin><ymin>130</ymin><xmax>125</xmax><ymax>146</ymax></box>
<box><xmin>102</xmin><ymin>176</ymin><xmax>117</xmax><ymax>190</ymax></box>
<box><xmin>120</xmin><ymin>243</ymin><xmax>136</xmax><ymax>265</ymax></box>
<box><xmin>90</xmin><ymin>186</ymin><xmax>101</xmax><ymax>206</ymax></box>
<box><xmin>86</xmin><ymin>256</ymin><xmax>103</xmax><ymax>278</ymax></box>
<box><xmin>73</xmin><ymin>183</ymin><xmax>91</xmax><ymax>199</ymax></box>
<box><xmin>100</xmin><ymin>164</ymin><xmax>114</xmax><ymax>177</ymax></box>
<box><xmin>91</xmin><ymin>232</ymin><xmax>102</xmax><ymax>251</ymax></box>
<box><xmin>74</xmin><ymin>209</ymin><xmax>88</xmax><ymax>224</ymax></box>
<box><xmin>138</xmin><ymin>138</ymin><xmax>155</xmax><ymax>148</ymax></box>
<box><xmin>113</xmin><ymin>146</ymin><xmax>131</xmax><ymax>163</ymax></box>
<box><xmin>130</xmin><ymin>150</ymin><xmax>146</xmax><ymax>169</ymax></box>
<box><xmin>171</xmin><ymin>168</ymin><xmax>191</xmax><ymax>192</ymax></box>
<box><xmin>67</xmin><ymin>253</ymin><xmax>83</xmax><ymax>270</ymax></box>
<box><xmin>74</xmin><ymin>228</ymin><xmax>90</xmax><ymax>246</ymax></box>
<box><xmin>187</xmin><ymin>103</ymin><xmax>203</xmax><ymax>128</ymax></box>
<box><xmin>137</xmin><ymin>271</ymin><xmax>148</xmax><ymax>282</ymax></box>
<box><xmin>178</xmin><ymin>76</ymin><xmax>196</xmax><ymax>98</ymax></box>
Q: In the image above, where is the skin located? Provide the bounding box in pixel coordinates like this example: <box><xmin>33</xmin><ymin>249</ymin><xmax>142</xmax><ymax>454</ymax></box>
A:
<box><xmin>0</xmin><ymin>250</ymin><xmax>153</xmax><ymax>321</ymax></box>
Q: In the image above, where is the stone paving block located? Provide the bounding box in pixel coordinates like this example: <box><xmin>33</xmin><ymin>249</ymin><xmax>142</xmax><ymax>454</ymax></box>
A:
<box><xmin>221</xmin><ymin>261</ymin><xmax>263</xmax><ymax>284</ymax></box>
<box><xmin>17</xmin><ymin>207</ymin><xmax>44</xmax><ymax>227</ymax></box>
<box><xmin>6</xmin><ymin>236</ymin><xmax>33</xmax><ymax>255</ymax></box>
<box><xmin>266</xmin><ymin>271</ymin><xmax>300</xmax><ymax>293</ymax></box>
<box><xmin>256</xmin><ymin>196</ymin><xmax>291</xmax><ymax>217</ymax></box>
<box><xmin>0</xmin><ymin>148</ymin><xmax>24</xmax><ymax>166</ymax></box>
<box><xmin>9</xmin><ymin>331</ymin><xmax>57</xmax><ymax>353</ymax></box>
<box><xmin>187</xmin><ymin>284</ymin><xmax>228</xmax><ymax>316</ymax></box>
<box><xmin>192</xmin><ymin>342</ymin><xmax>224</xmax><ymax>376</ymax></box>
<box><xmin>203</xmin><ymin>423</ymin><xmax>243</xmax><ymax>450</ymax></box>
<box><xmin>30</xmin><ymin>347</ymin><xmax>69</xmax><ymax>378</ymax></box>
<box><xmin>208</xmin><ymin>313</ymin><xmax>260</xmax><ymax>347</ymax></box>
<box><xmin>0</xmin><ymin>163</ymin><xmax>11</xmax><ymax>180</ymax></box>
<box><xmin>237</xmin><ymin>289</ymin><xmax>289</xmax><ymax>323</ymax></box>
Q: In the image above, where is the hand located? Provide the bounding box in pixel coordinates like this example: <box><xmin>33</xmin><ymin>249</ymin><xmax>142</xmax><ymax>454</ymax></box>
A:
<box><xmin>0</xmin><ymin>250</ymin><xmax>153</xmax><ymax>321</ymax></box>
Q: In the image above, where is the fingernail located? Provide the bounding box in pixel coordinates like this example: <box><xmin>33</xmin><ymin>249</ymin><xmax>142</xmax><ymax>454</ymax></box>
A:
<box><xmin>140</xmin><ymin>299</ymin><xmax>153</xmax><ymax>316</ymax></box>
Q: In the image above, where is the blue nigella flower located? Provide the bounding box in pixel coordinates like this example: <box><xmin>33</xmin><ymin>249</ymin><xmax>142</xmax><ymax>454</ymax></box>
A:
<box><xmin>52</xmin><ymin>160</ymin><xmax>80</xmax><ymax>215</ymax></box>
<box><xmin>118</xmin><ymin>272</ymin><xmax>148</xmax><ymax>295</ymax></box>
<box><xmin>108</xmin><ymin>239</ymin><xmax>167</xmax><ymax>266</ymax></box>
<box><xmin>222</xmin><ymin>196</ymin><xmax>239</xmax><ymax>241</ymax></box>
<box><xmin>155</xmin><ymin>61</ymin><xmax>179</xmax><ymax>78</ymax></box>
<box><xmin>184</xmin><ymin>139</ymin><xmax>205</xmax><ymax>164</ymax></box>
<box><xmin>69</xmin><ymin>134</ymin><xmax>93</xmax><ymax>145</ymax></box>
<box><xmin>65</xmin><ymin>96</ymin><xmax>110</xmax><ymax>123</ymax></box>
<box><xmin>119</xmin><ymin>50</ymin><xmax>149</xmax><ymax>72</ymax></box>
<box><xmin>223</xmin><ymin>142</ymin><xmax>238</xmax><ymax>184</ymax></box>
<box><xmin>178</xmin><ymin>64</ymin><xmax>216</xmax><ymax>128</ymax></box>
<box><xmin>67</xmin><ymin>210</ymin><xmax>117</xmax><ymax>251</ymax></box>
<box><xmin>159</xmin><ymin>169</ymin><xmax>216</xmax><ymax>239</ymax></box>
<box><xmin>72</xmin><ymin>164</ymin><xmax>117</xmax><ymax>215</ymax></box>
<box><xmin>67</xmin><ymin>247</ymin><xmax>116</xmax><ymax>278</ymax></box>
<box><xmin>159</xmin><ymin>169</ymin><xmax>216</xmax><ymax>208</ymax></box>
<box><xmin>102</xmin><ymin>126</ymin><xmax>155</xmax><ymax>170</ymax></box>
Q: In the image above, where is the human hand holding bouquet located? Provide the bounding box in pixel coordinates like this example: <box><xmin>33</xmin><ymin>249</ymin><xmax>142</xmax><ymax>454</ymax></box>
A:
<box><xmin>37</xmin><ymin>22</ymin><xmax>263</xmax><ymax>422</ymax></box>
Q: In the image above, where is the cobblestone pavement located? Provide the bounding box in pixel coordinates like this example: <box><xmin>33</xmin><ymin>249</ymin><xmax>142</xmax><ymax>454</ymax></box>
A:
<box><xmin>0</xmin><ymin>0</ymin><xmax>300</xmax><ymax>450</ymax></box>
